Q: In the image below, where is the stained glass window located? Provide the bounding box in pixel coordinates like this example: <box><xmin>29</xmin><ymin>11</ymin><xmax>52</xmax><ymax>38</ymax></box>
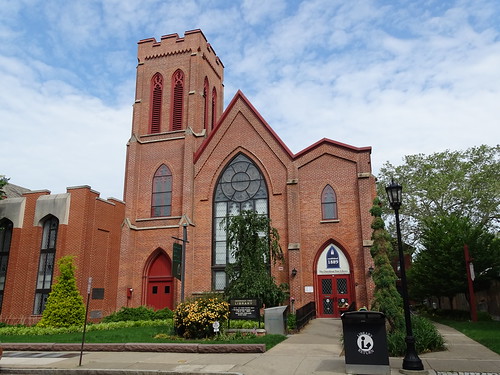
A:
<box><xmin>212</xmin><ymin>154</ymin><xmax>268</xmax><ymax>290</ymax></box>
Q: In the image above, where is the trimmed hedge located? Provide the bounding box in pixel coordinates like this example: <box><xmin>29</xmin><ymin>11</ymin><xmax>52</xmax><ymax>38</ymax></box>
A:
<box><xmin>0</xmin><ymin>319</ymin><xmax>171</xmax><ymax>336</ymax></box>
<box><xmin>102</xmin><ymin>306</ymin><xmax>173</xmax><ymax>322</ymax></box>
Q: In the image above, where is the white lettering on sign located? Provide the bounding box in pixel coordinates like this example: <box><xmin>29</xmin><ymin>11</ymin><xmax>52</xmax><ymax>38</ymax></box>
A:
<box><xmin>357</xmin><ymin>332</ymin><xmax>374</xmax><ymax>355</ymax></box>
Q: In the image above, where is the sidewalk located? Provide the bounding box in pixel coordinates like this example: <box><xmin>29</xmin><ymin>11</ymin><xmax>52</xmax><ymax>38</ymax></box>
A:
<box><xmin>1</xmin><ymin>318</ymin><xmax>499</xmax><ymax>374</ymax></box>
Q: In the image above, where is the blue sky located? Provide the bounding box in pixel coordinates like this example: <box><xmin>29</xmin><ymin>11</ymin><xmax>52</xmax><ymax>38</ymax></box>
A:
<box><xmin>2</xmin><ymin>0</ymin><xmax>499</xmax><ymax>199</ymax></box>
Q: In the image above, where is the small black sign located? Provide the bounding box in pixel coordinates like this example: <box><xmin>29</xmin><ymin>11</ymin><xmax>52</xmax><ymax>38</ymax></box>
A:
<box><xmin>229</xmin><ymin>299</ymin><xmax>260</xmax><ymax>320</ymax></box>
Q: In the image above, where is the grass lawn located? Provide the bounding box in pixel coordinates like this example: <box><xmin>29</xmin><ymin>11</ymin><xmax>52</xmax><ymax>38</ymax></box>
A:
<box><xmin>436</xmin><ymin>319</ymin><xmax>500</xmax><ymax>355</ymax></box>
<box><xmin>0</xmin><ymin>324</ymin><xmax>287</xmax><ymax>351</ymax></box>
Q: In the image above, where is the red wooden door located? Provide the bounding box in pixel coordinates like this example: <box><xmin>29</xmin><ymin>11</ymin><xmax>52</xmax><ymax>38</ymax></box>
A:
<box><xmin>146</xmin><ymin>253</ymin><xmax>173</xmax><ymax>310</ymax></box>
<box><xmin>317</xmin><ymin>275</ymin><xmax>351</xmax><ymax>318</ymax></box>
<box><xmin>147</xmin><ymin>280</ymin><xmax>173</xmax><ymax>310</ymax></box>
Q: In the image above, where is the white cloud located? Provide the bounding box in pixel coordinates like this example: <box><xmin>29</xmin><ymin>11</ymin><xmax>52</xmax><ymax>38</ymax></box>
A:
<box><xmin>1</xmin><ymin>0</ymin><xmax>499</xmax><ymax>198</ymax></box>
<box><xmin>241</xmin><ymin>0</ymin><xmax>287</xmax><ymax>25</ymax></box>
<box><xmin>0</xmin><ymin>56</ymin><xmax>130</xmax><ymax>198</ymax></box>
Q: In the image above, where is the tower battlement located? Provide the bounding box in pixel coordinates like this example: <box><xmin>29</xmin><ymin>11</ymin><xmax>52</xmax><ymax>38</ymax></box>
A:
<box><xmin>138</xmin><ymin>29</ymin><xmax>223</xmax><ymax>76</ymax></box>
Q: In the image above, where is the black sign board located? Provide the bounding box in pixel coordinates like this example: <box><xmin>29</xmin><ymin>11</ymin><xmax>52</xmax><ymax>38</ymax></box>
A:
<box><xmin>229</xmin><ymin>299</ymin><xmax>260</xmax><ymax>320</ymax></box>
<box><xmin>172</xmin><ymin>243</ymin><xmax>182</xmax><ymax>280</ymax></box>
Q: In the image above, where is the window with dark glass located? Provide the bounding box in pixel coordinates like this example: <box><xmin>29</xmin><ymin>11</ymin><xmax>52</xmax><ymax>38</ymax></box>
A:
<box><xmin>171</xmin><ymin>69</ymin><xmax>184</xmax><ymax>131</ymax></box>
<box><xmin>321</xmin><ymin>185</ymin><xmax>338</xmax><ymax>220</ymax></box>
<box><xmin>151</xmin><ymin>164</ymin><xmax>172</xmax><ymax>217</ymax></box>
<box><xmin>0</xmin><ymin>219</ymin><xmax>13</xmax><ymax>313</ymax></box>
<box><xmin>211</xmin><ymin>87</ymin><xmax>217</xmax><ymax>129</ymax></box>
<box><xmin>150</xmin><ymin>73</ymin><xmax>163</xmax><ymax>134</ymax></box>
<box><xmin>34</xmin><ymin>216</ymin><xmax>58</xmax><ymax>315</ymax></box>
<box><xmin>203</xmin><ymin>77</ymin><xmax>209</xmax><ymax>130</ymax></box>
<box><xmin>212</xmin><ymin>154</ymin><xmax>268</xmax><ymax>290</ymax></box>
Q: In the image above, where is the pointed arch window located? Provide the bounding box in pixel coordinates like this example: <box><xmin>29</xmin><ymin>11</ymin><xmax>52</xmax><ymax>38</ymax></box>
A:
<box><xmin>0</xmin><ymin>219</ymin><xmax>13</xmax><ymax>313</ymax></box>
<box><xmin>152</xmin><ymin>164</ymin><xmax>172</xmax><ymax>217</ymax></box>
<box><xmin>212</xmin><ymin>154</ymin><xmax>268</xmax><ymax>290</ymax></box>
<box><xmin>211</xmin><ymin>87</ymin><xmax>217</xmax><ymax>129</ymax></box>
<box><xmin>322</xmin><ymin>185</ymin><xmax>338</xmax><ymax>220</ymax></box>
<box><xmin>203</xmin><ymin>77</ymin><xmax>209</xmax><ymax>130</ymax></box>
<box><xmin>34</xmin><ymin>215</ymin><xmax>58</xmax><ymax>315</ymax></box>
<box><xmin>171</xmin><ymin>69</ymin><xmax>184</xmax><ymax>131</ymax></box>
<box><xmin>150</xmin><ymin>73</ymin><xmax>163</xmax><ymax>134</ymax></box>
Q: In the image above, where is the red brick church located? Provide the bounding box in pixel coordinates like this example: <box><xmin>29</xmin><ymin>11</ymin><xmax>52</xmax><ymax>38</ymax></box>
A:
<box><xmin>0</xmin><ymin>30</ymin><xmax>376</xmax><ymax>324</ymax></box>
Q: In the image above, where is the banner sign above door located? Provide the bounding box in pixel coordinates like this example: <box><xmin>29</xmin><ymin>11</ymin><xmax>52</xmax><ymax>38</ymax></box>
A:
<box><xmin>317</xmin><ymin>244</ymin><xmax>350</xmax><ymax>275</ymax></box>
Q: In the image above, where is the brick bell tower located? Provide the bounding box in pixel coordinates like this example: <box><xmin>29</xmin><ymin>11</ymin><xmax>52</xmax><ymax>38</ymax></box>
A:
<box><xmin>118</xmin><ymin>30</ymin><xmax>224</xmax><ymax>310</ymax></box>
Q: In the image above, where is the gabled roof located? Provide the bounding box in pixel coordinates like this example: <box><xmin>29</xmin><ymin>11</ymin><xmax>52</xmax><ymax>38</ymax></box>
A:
<box><xmin>3</xmin><ymin>183</ymin><xmax>31</xmax><ymax>199</ymax></box>
<box><xmin>294</xmin><ymin>138</ymin><xmax>372</xmax><ymax>159</ymax></box>
<box><xmin>194</xmin><ymin>90</ymin><xmax>293</xmax><ymax>163</ymax></box>
<box><xmin>193</xmin><ymin>90</ymin><xmax>371</xmax><ymax>163</ymax></box>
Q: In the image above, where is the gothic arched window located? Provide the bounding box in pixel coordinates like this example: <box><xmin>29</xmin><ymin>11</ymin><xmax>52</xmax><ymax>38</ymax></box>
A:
<box><xmin>151</xmin><ymin>164</ymin><xmax>172</xmax><ymax>217</ymax></box>
<box><xmin>212</xmin><ymin>154</ymin><xmax>268</xmax><ymax>290</ymax></box>
<box><xmin>0</xmin><ymin>219</ymin><xmax>13</xmax><ymax>313</ymax></box>
<box><xmin>34</xmin><ymin>216</ymin><xmax>58</xmax><ymax>315</ymax></box>
<box><xmin>321</xmin><ymin>185</ymin><xmax>338</xmax><ymax>220</ymax></box>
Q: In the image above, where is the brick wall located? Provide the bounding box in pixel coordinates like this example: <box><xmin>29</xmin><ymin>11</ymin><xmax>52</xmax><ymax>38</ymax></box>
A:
<box><xmin>0</xmin><ymin>187</ymin><xmax>124</xmax><ymax>324</ymax></box>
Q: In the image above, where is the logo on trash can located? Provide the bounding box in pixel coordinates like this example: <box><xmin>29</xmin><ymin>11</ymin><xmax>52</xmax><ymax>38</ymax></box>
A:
<box><xmin>357</xmin><ymin>332</ymin><xmax>374</xmax><ymax>355</ymax></box>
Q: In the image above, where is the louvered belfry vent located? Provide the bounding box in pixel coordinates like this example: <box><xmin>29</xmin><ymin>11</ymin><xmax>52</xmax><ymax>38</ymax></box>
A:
<box><xmin>150</xmin><ymin>73</ymin><xmax>163</xmax><ymax>134</ymax></box>
<box><xmin>203</xmin><ymin>77</ymin><xmax>209</xmax><ymax>130</ymax></box>
<box><xmin>172</xmin><ymin>70</ymin><xmax>184</xmax><ymax>131</ymax></box>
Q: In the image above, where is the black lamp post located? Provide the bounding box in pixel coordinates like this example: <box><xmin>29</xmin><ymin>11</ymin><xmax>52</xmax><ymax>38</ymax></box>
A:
<box><xmin>386</xmin><ymin>179</ymin><xmax>424</xmax><ymax>371</ymax></box>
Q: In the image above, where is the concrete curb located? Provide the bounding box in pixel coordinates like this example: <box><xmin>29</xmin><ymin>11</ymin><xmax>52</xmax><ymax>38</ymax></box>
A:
<box><xmin>1</xmin><ymin>342</ymin><xmax>265</xmax><ymax>353</ymax></box>
<box><xmin>0</xmin><ymin>369</ymin><xmax>244</xmax><ymax>375</ymax></box>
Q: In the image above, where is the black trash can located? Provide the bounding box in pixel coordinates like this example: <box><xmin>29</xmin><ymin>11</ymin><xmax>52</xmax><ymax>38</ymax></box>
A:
<box><xmin>341</xmin><ymin>311</ymin><xmax>390</xmax><ymax>375</ymax></box>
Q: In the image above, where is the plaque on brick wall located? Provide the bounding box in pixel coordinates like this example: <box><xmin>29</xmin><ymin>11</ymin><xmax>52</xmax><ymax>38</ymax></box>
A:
<box><xmin>92</xmin><ymin>288</ymin><xmax>105</xmax><ymax>300</ymax></box>
<box><xmin>90</xmin><ymin>310</ymin><xmax>102</xmax><ymax>319</ymax></box>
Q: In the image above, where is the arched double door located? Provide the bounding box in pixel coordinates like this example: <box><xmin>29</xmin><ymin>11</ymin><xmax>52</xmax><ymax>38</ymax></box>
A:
<box><xmin>318</xmin><ymin>274</ymin><xmax>351</xmax><ymax>317</ymax></box>
<box><xmin>316</xmin><ymin>243</ymin><xmax>353</xmax><ymax>318</ymax></box>
<box><xmin>145</xmin><ymin>251</ymin><xmax>174</xmax><ymax>310</ymax></box>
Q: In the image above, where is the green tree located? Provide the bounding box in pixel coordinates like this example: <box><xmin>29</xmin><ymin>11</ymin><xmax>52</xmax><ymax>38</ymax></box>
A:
<box><xmin>0</xmin><ymin>175</ymin><xmax>9</xmax><ymax>199</ymax></box>
<box><xmin>224</xmin><ymin>210</ymin><xmax>287</xmax><ymax>307</ymax></box>
<box><xmin>369</xmin><ymin>197</ymin><xmax>404</xmax><ymax>331</ymax></box>
<box><xmin>37</xmin><ymin>256</ymin><xmax>86</xmax><ymax>328</ymax></box>
<box><xmin>408</xmin><ymin>215</ymin><xmax>500</xmax><ymax>305</ymax></box>
<box><xmin>377</xmin><ymin>145</ymin><xmax>500</xmax><ymax>249</ymax></box>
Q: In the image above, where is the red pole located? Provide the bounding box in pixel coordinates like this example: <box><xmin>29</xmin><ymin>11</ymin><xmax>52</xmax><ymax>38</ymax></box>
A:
<box><xmin>464</xmin><ymin>245</ymin><xmax>477</xmax><ymax>322</ymax></box>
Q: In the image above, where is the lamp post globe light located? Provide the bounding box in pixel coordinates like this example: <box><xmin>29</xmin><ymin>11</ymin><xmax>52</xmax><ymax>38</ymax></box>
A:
<box><xmin>385</xmin><ymin>179</ymin><xmax>424</xmax><ymax>371</ymax></box>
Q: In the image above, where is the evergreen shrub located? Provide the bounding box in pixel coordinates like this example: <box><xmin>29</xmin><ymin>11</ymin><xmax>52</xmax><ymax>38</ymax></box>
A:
<box><xmin>287</xmin><ymin>314</ymin><xmax>297</xmax><ymax>331</ymax></box>
<box><xmin>386</xmin><ymin>315</ymin><xmax>445</xmax><ymax>356</ymax></box>
<box><xmin>102</xmin><ymin>306</ymin><xmax>173</xmax><ymax>322</ymax></box>
<box><xmin>155</xmin><ymin>307</ymin><xmax>174</xmax><ymax>320</ymax></box>
<box><xmin>37</xmin><ymin>256</ymin><xmax>85</xmax><ymax>328</ymax></box>
<box><xmin>229</xmin><ymin>320</ymin><xmax>261</xmax><ymax>329</ymax></box>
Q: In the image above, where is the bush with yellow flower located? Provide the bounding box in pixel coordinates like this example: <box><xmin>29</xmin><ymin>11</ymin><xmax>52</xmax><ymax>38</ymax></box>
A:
<box><xmin>173</xmin><ymin>295</ymin><xmax>229</xmax><ymax>339</ymax></box>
